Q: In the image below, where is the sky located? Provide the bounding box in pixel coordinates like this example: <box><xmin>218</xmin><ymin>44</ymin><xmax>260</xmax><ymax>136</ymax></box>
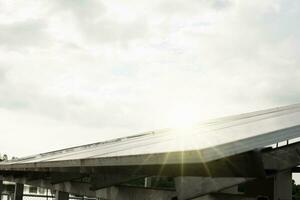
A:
<box><xmin>0</xmin><ymin>0</ymin><xmax>300</xmax><ymax>159</ymax></box>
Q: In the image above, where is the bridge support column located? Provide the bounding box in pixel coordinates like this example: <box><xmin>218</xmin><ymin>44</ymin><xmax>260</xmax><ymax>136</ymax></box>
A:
<box><xmin>55</xmin><ymin>191</ymin><xmax>69</xmax><ymax>200</ymax></box>
<box><xmin>244</xmin><ymin>170</ymin><xmax>292</xmax><ymax>200</ymax></box>
<box><xmin>274</xmin><ymin>170</ymin><xmax>292</xmax><ymax>200</ymax></box>
<box><xmin>13</xmin><ymin>183</ymin><xmax>23</xmax><ymax>200</ymax></box>
<box><xmin>0</xmin><ymin>180</ymin><xmax>3</xmax><ymax>194</ymax></box>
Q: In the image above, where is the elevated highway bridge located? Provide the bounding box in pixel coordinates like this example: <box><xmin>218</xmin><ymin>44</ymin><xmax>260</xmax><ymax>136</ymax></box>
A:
<box><xmin>1</xmin><ymin>104</ymin><xmax>300</xmax><ymax>200</ymax></box>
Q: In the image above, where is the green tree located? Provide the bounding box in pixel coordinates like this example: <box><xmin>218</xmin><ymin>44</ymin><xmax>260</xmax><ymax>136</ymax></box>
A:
<box><xmin>293</xmin><ymin>179</ymin><xmax>300</xmax><ymax>200</ymax></box>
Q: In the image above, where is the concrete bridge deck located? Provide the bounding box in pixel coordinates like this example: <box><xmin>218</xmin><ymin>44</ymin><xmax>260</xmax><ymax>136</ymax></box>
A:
<box><xmin>1</xmin><ymin>104</ymin><xmax>300</xmax><ymax>199</ymax></box>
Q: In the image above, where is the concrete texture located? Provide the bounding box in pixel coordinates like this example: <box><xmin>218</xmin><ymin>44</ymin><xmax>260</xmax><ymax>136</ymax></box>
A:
<box><xmin>96</xmin><ymin>186</ymin><xmax>176</xmax><ymax>200</ymax></box>
<box><xmin>175</xmin><ymin>177</ymin><xmax>250</xmax><ymax>200</ymax></box>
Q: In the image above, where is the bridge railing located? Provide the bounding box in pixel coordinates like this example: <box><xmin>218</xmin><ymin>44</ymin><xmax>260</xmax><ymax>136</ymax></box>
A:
<box><xmin>0</xmin><ymin>193</ymin><xmax>96</xmax><ymax>200</ymax></box>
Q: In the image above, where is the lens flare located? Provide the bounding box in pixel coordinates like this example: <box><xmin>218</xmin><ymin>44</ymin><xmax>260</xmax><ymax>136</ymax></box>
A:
<box><xmin>166</xmin><ymin>105</ymin><xmax>200</xmax><ymax>129</ymax></box>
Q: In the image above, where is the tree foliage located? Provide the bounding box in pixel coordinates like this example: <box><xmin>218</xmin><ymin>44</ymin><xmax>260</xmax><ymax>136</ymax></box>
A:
<box><xmin>0</xmin><ymin>153</ymin><xmax>8</xmax><ymax>161</ymax></box>
<box><xmin>293</xmin><ymin>180</ymin><xmax>300</xmax><ymax>200</ymax></box>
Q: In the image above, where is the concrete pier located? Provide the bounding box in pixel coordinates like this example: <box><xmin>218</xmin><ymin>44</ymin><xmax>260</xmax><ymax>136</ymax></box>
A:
<box><xmin>13</xmin><ymin>184</ymin><xmax>23</xmax><ymax>200</ymax></box>
<box><xmin>55</xmin><ymin>191</ymin><xmax>69</xmax><ymax>200</ymax></box>
<box><xmin>244</xmin><ymin>170</ymin><xmax>292</xmax><ymax>200</ymax></box>
<box><xmin>0</xmin><ymin>180</ymin><xmax>3</xmax><ymax>194</ymax></box>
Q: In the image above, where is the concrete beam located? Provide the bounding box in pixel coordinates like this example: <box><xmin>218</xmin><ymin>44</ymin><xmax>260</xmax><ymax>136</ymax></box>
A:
<box><xmin>0</xmin><ymin>150</ymin><xmax>267</xmax><ymax>178</ymax></box>
<box><xmin>262</xmin><ymin>142</ymin><xmax>300</xmax><ymax>171</ymax></box>
<box><xmin>14</xmin><ymin>183</ymin><xmax>24</xmax><ymax>200</ymax></box>
<box><xmin>90</xmin><ymin>173</ymin><xmax>144</xmax><ymax>190</ymax></box>
<box><xmin>96</xmin><ymin>186</ymin><xmax>176</xmax><ymax>200</ymax></box>
<box><xmin>51</xmin><ymin>172</ymin><xmax>84</xmax><ymax>184</ymax></box>
<box><xmin>175</xmin><ymin>177</ymin><xmax>252</xmax><ymax>200</ymax></box>
<box><xmin>174</xmin><ymin>150</ymin><xmax>264</xmax><ymax>199</ymax></box>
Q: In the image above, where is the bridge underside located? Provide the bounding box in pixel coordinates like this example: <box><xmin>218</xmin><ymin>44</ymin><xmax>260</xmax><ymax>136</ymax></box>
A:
<box><xmin>1</xmin><ymin>141</ymin><xmax>300</xmax><ymax>200</ymax></box>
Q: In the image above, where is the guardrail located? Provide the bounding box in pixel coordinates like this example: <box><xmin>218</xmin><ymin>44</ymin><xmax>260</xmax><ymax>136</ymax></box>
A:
<box><xmin>1</xmin><ymin>193</ymin><xmax>96</xmax><ymax>200</ymax></box>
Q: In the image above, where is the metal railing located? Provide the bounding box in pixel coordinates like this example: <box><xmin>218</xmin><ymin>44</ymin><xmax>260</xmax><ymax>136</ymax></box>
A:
<box><xmin>1</xmin><ymin>193</ymin><xmax>96</xmax><ymax>200</ymax></box>
<box><xmin>23</xmin><ymin>194</ymin><xmax>55</xmax><ymax>200</ymax></box>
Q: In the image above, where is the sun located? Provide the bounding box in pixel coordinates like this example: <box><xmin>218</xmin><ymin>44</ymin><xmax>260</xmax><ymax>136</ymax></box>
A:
<box><xmin>166</xmin><ymin>104</ymin><xmax>200</xmax><ymax>129</ymax></box>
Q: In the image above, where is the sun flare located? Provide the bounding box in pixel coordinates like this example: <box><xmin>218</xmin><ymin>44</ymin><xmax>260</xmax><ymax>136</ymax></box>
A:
<box><xmin>166</xmin><ymin>105</ymin><xmax>200</xmax><ymax>129</ymax></box>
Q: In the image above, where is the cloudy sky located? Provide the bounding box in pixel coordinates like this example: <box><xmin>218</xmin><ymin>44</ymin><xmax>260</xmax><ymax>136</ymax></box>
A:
<box><xmin>0</xmin><ymin>0</ymin><xmax>300</xmax><ymax>158</ymax></box>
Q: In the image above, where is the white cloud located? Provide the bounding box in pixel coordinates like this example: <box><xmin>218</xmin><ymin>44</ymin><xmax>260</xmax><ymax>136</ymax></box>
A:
<box><xmin>0</xmin><ymin>0</ymin><xmax>300</xmax><ymax>157</ymax></box>
<box><xmin>0</xmin><ymin>20</ymin><xmax>50</xmax><ymax>50</ymax></box>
